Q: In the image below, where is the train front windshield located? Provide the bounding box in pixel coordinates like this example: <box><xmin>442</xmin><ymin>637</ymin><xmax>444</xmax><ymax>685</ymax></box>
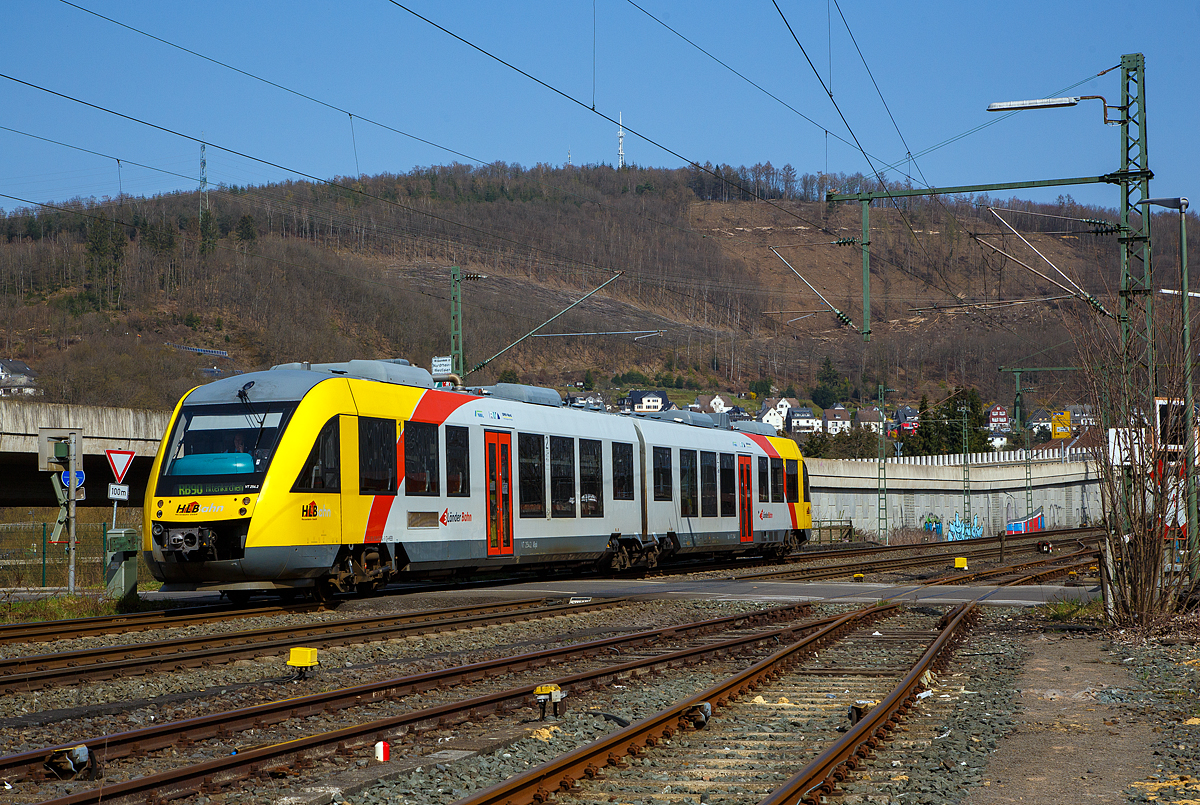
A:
<box><xmin>155</xmin><ymin>402</ymin><xmax>298</xmax><ymax>497</ymax></box>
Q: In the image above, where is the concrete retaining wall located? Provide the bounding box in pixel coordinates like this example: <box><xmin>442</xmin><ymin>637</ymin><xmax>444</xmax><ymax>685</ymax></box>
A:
<box><xmin>0</xmin><ymin>400</ymin><xmax>170</xmax><ymax>458</ymax></box>
<box><xmin>807</xmin><ymin>454</ymin><xmax>1101</xmax><ymax>539</ymax></box>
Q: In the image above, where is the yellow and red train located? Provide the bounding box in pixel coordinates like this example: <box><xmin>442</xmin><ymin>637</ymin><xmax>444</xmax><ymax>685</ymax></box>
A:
<box><xmin>143</xmin><ymin>359</ymin><xmax>812</xmax><ymax>600</ymax></box>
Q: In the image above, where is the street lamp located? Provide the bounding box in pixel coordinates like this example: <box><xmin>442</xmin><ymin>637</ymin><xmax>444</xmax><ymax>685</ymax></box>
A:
<box><xmin>1140</xmin><ymin>197</ymin><xmax>1195</xmax><ymax>579</ymax></box>
<box><xmin>987</xmin><ymin>95</ymin><xmax>1123</xmax><ymax>124</ymax></box>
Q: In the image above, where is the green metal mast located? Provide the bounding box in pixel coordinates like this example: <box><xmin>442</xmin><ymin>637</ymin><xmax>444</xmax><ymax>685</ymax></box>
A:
<box><xmin>450</xmin><ymin>266</ymin><xmax>463</xmax><ymax>377</ymax></box>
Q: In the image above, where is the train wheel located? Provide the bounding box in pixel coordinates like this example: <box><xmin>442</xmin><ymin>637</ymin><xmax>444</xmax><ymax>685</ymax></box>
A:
<box><xmin>355</xmin><ymin>581</ymin><xmax>380</xmax><ymax>596</ymax></box>
<box><xmin>313</xmin><ymin>577</ymin><xmax>339</xmax><ymax>605</ymax></box>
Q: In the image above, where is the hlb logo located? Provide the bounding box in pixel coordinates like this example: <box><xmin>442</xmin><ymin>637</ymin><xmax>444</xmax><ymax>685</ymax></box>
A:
<box><xmin>301</xmin><ymin>501</ymin><xmax>332</xmax><ymax>519</ymax></box>
<box><xmin>176</xmin><ymin>501</ymin><xmax>223</xmax><ymax>515</ymax></box>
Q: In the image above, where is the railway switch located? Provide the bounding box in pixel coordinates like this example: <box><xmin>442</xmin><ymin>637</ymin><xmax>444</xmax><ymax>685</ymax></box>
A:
<box><xmin>535</xmin><ymin>683</ymin><xmax>565</xmax><ymax>720</ymax></box>
<box><xmin>287</xmin><ymin>647</ymin><xmax>320</xmax><ymax>680</ymax></box>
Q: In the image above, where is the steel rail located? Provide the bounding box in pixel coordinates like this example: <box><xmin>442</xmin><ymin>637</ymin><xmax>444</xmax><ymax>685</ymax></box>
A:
<box><xmin>449</xmin><ymin>606</ymin><xmax>899</xmax><ymax>805</ymax></box>
<box><xmin>759</xmin><ymin>603</ymin><xmax>977</xmax><ymax>805</ymax></box>
<box><xmin>0</xmin><ymin>602</ymin><xmax>324</xmax><ymax>644</ymax></box>
<box><xmin>734</xmin><ymin>535</ymin><xmax>1101</xmax><ymax>582</ymax></box>
<box><xmin>933</xmin><ymin>547</ymin><xmax>1099</xmax><ymax>585</ymax></box>
<box><xmin>29</xmin><ymin>607</ymin><xmax>848</xmax><ymax>805</ymax></box>
<box><xmin>0</xmin><ymin>602</ymin><xmax>815</xmax><ymax>784</ymax></box>
<box><xmin>0</xmin><ymin>597</ymin><xmax>621</xmax><ymax>693</ymax></box>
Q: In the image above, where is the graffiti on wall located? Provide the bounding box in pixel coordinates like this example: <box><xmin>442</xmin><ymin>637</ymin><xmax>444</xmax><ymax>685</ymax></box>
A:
<box><xmin>923</xmin><ymin>514</ymin><xmax>942</xmax><ymax>537</ymax></box>
<box><xmin>945</xmin><ymin>513</ymin><xmax>984</xmax><ymax>541</ymax></box>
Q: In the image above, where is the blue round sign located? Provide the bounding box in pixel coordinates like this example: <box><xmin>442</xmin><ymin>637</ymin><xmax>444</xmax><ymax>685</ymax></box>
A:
<box><xmin>61</xmin><ymin>469</ymin><xmax>85</xmax><ymax>487</ymax></box>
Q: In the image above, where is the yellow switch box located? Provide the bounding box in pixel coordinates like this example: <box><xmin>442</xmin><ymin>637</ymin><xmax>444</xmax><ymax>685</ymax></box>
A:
<box><xmin>954</xmin><ymin>557</ymin><xmax>968</xmax><ymax>570</ymax></box>
<box><xmin>287</xmin><ymin>647</ymin><xmax>319</xmax><ymax>668</ymax></box>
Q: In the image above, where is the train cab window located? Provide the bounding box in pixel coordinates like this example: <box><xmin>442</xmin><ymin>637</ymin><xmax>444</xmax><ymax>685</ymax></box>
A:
<box><xmin>612</xmin><ymin>442</ymin><xmax>634</xmax><ymax>501</ymax></box>
<box><xmin>700</xmin><ymin>451</ymin><xmax>718</xmax><ymax>517</ymax></box>
<box><xmin>518</xmin><ymin>433</ymin><xmax>545</xmax><ymax>518</ymax></box>
<box><xmin>293</xmin><ymin>416</ymin><xmax>340</xmax><ymax>492</ymax></box>
<box><xmin>802</xmin><ymin>461</ymin><xmax>811</xmax><ymax>503</ymax></box>
<box><xmin>785</xmin><ymin>459</ymin><xmax>800</xmax><ymax>503</ymax></box>
<box><xmin>445</xmin><ymin>426</ymin><xmax>470</xmax><ymax>497</ymax></box>
<box><xmin>404</xmin><ymin>421</ymin><xmax>439</xmax><ymax>496</ymax></box>
<box><xmin>580</xmin><ymin>439</ymin><xmax>603</xmax><ymax>518</ymax></box>
<box><xmin>758</xmin><ymin>457</ymin><xmax>769</xmax><ymax>502</ymax></box>
<box><xmin>719</xmin><ymin>453</ymin><xmax>735</xmax><ymax>517</ymax></box>
<box><xmin>770</xmin><ymin>457</ymin><xmax>785</xmax><ymax>503</ymax></box>
<box><xmin>360</xmin><ymin>417</ymin><xmax>398</xmax><ymax>495</ymax></box>
<box><xmin>680</xmin><ymin>449</ymin><xmax>699</xmax><ymax>518</ymax></box>
<box><xmin>550</xmin><ymin>436</ymin><xmax>576</xmax><ymax>518</ymax></box>
<box><xmin>653</xmin><ymin>446</ymin><xmax>672</xmax><ymax>501</ymax></box>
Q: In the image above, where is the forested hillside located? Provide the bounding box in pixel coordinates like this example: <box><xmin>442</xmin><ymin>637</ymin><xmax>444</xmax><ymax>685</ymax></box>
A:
<box><xmin>1</xmin><ymin>160</ymin><xmax>1169</xmax><ymax>411</ymax></box>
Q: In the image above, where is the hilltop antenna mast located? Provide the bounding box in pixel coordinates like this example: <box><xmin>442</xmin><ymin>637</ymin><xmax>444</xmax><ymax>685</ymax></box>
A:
<box><xmin>617</xmin><ymin>113</ymin><xmax>625</xmax><ymax>169</ymax></box>
<box><xmin>199</xmin><ymin>140</ymin><xmax>209</xmax><ymax>217</ymax></box>
<box><xmin>567</xmin><ymin>148</ymin><xmax>571</xmax><ymax>167</ymax></box>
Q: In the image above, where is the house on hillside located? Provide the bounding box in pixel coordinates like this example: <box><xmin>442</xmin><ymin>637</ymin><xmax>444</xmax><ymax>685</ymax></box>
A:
<box><xmin>622</xmin><ymin>389</ymin><xmax>675</xmax><ymax>414</ymax></box>
<box><xmin>689</xmin><ymin>394</ymin><xmax>732</xmax><ymax>414</ymax></box>
<box><xmin>824</xmin><ymin>404</ymin><xmax>852</xmax><ymax>435</ymax></box>
<box><xmin>0</xmin><ymin>360</ymin><xmax>38</xmax><ymax>396</ymax></box>
<box><xmin>566</xmin><ymin>392</ymin><xmax>608</xmax><ymax>411</ymax></box>
<box><xmin>755</xmin><ymin>397</ymin><xmax>799</xmax><ymax>433</ymax></box>
<box><xmin>853</xmin><ymin>407</ymin><xmax>884</xmax><ymax>434</ymax></box>
<box><xmin>1065</xmin><ymin>404</ymin><xmax>1096</xmax><ymax>429</ymax></box>
<box><xmin>1027</xmin><ymin>409</ymin><xmax>1052</xmax><ymax>439</ymax></box>
<box><xmin>986</xmin><ymin>403</ymin><xmax>1010</xmax><ymax>432</ymax></box>
<box><xmin>787</xmin><ymin>407</ymin><xmax>822</xmax><ymax>435</ymax></box>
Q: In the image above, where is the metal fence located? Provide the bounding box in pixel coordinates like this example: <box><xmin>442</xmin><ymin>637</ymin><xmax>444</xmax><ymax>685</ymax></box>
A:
<box><xmin>0</xmin><ymin>522</ymin><xmax>142</xmax><ymax>589</ymax></box>
<box><xmin>810</xmin><ymin>519</ymin><xmax>855</xmax><ymax>545</ymax></box>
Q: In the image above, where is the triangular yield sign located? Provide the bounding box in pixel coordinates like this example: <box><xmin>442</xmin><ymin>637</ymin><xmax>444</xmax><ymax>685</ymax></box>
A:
<box><xmin>105</xmin><ymin>449</ymin><xmax>136</xmax><ymax>484</ymax></box>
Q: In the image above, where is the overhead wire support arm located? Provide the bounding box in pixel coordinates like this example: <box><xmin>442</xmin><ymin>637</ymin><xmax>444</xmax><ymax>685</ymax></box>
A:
<box><xmin>466</xmin><ymin>273</ymin><xmax>624</xmax><ymax>377</ymax></box>
<box><xmin>987</xmin><ymin>208</ymin><xmax>1114</xmax><ymax>318</ymax></box>
<box><xmin>769</xmin><ymin>247</ymin><xmax>856</xmax><ymax>330</ymax></box>
<box><xmin>974</xmin><ymin>238</ymin><xmax>1115</xmax><ymax>318</ymax></box>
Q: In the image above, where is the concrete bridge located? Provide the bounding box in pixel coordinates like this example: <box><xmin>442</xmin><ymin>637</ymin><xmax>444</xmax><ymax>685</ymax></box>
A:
<box><xmin>808</xmin><ymin>447</ymin><xmax>1101</xmax><ymax>539</ymax></box>
<box><xmin>0</xmin><ymin>400</ymin><xmax>170</xmax><ymax>507</ymax></box>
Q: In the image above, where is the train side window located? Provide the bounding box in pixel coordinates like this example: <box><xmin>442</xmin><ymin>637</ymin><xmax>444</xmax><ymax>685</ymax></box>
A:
<box><xmin>802</xmin><ymin>461</ymin><xmax>811</xmax><ymax>503</ymax></box>
<box><xmin>653</xmin><ymin>446</ymin><xmax>672</xmax><ymax>501</ymax></box>
<box><xmin>612</xmin><ymin>442</ymin><xmax>635</xmax><ymax>501</ymax></box>
<box><xmin>680</xmin><ymin>449</ymin><xmax>698</xmax><ymax>518</ymax></box>
<box><xmin>785</xmin><ymin>459</ymin><xmax>800</xmax><ymax>503</ymax></box>
<box><xmin>360</xmin><ymin>417</ymin><xmax>397</xmax><ymax>495</ymax></box>
<box><xmin>719</xmin><ymin>453</ymin><xmax>735</xmax><ymax>516</ymax></box>
<box><xmin>580</xmin><ymin>438</ymin><xmax>603</xmax><ymax>518</ymax></box>
<box><xmin>445</xmin><ymin>425</ymin><xmax>470</xmax><ymax>497</ymax></box>
<box><xmin>518</xmin><ymin>433</ymin><xmax>545</xmax><ymax>518</ymax></box>
<box><xmin>700</xmin><ymin>451</ymin><xmax>718</xmax><ymax>517</ymax></box>
<box><xmin>292</xmin><ymin>416</ymin><xmax>340</xmax><ymax>492</ymax></box>
<box><xmin>404</xmin><ymin>421</ymin><xmax>439</xmax><ymax>496</ymax></box>
<box><xmin>550</xmin><ymin>435</ymin><xmax>576</xmax><ymax>518</ymax></box>
<box><xmin>770</xmin><ymin>457</ymin><xmax>784</xmax><ymax>503</ymax></box>
<box><xmin>758</xmin><ymin>456</ymin><xmax>769</xmax><ymax>502</ymax></box>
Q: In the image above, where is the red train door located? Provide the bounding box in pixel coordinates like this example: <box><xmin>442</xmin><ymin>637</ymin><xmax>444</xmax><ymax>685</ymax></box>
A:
<box><xmin>485</xmin><ymin>431</ymin><xmax>513</xmax><ymax>556</ymax></box>
<box><xmin>738</xmin><ymin>455</ymin><xmax>753</xmax><ymax>542</ymax></box>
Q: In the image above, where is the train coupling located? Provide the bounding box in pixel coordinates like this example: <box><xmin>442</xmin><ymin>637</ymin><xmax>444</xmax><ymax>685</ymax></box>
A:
<box><xmin>535</xmin><ymin>683</ymin><xmax>565</xmax><ymax>720</ymax></box>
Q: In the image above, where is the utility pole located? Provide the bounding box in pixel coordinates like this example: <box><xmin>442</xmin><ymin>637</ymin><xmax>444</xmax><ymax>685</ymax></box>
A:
<box><xmin>960</xmin><ymin>403</ymin><xmax>971</xmax><ymax>527</ymax></box>
<box><xmin>67</xmin><ymin>432</ymin><xmax>78</xmax><ymax>595</ymax></box>
<box><xmin>450</xmin><ymin>266</ymin><xmax>486</xmax><ymax>378</ymax></box>
<box><xmin>877</xmin><ymin>384</ymin><xmax>895</xmax><ymax>543</ymax></box>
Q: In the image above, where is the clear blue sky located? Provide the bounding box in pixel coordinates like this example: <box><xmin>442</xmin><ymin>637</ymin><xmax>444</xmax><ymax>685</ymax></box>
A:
<box><xmin>1</xmin><ymin>1</ymin><xmax>1196</xmax><ymax>215</ymax></box>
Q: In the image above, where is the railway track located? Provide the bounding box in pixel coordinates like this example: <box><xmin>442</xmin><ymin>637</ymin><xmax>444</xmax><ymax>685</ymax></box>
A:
<box><xmin>454</xmin><ymin>604</ymin><xmax>969</xmax><ymax>805</ymax></box>
<box><xmin>0</xmin><ymin>601</ymin><xmax>325</xmax><ymax>645</ymax></box>
<box><xmin>730</xmin><ymin>530</ymin><xmax>1102</xmax><ymax>583</ymax></box>
<box><xmin>10</xmin><ymin>603</ymin><xmax>844</xmax><ymax>804</ymax></box>
<box><xmin>0</xmin><ymin>596</ymin><xmax>621</xmax><ymax>693</ymax></box>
